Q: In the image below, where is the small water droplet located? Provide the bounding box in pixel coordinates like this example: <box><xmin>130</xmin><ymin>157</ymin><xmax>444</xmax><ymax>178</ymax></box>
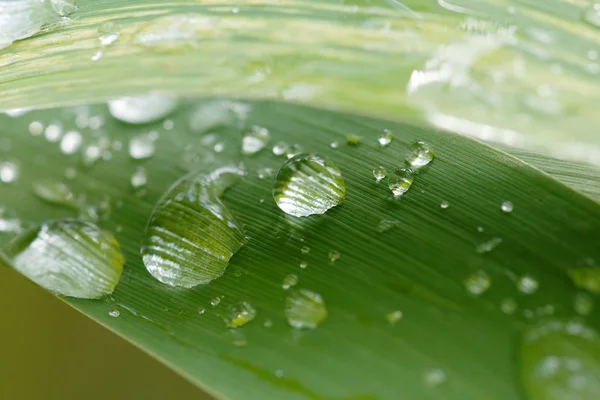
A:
<box><xmin>188</xmin><ymin>100</ymin><xmax>249</xmax><ymax>133</ymax></box>
<box><xmin>230</xmin><ymin>330</ymin><xmax>247</xmax><ymax>346</ymax></box>
<box><xmin>133</xmin><ymin>15</ymin><xmax>219</xmax><ymax>53</ymax></box>
<box><xmin>211</xmin><ymin>296</ymin><xmax>222</xmax><ymax>307</ymax></box>
<box><xmin>518</xmin><ymin>275</ymin><xmax>539</xmax><ymax>294</ymax></box>
<box><xmin>574</xmin><ymin>293</ymin><xmax>594</xmax><ymax>316</ymax></box>
<box><xmin>377</xmin><ymin>219</ymin><xmax>401</xmax><ymax>233</ymax></box>
<box><xmin>568</xmin><ymin>268</ymin><xmax>600</xmax><ymax>293</ymax></box>
<box><xmin>464</xmin><ymin>270</ymin><xmax>491</xmax><ymax>295</ymax></box>
<box><xmin>264</xmin><ymin>319</ymin><xmax>273</xmax><ymax>328</ymax></box>
<box><xmin>29</xmin><ymin>121</ymin><xmax>43</xmax><ymax>136</ymax></box>
<box><xmin>501</xmin><ymin>298</ymin><xmax>518</xmax><ymax>314</ymax></box>
<box><xmin>477</xmin><ymin>237</ymin><xmax>502</xmax><ymax>254</ymax></box>
<box><xmin>2</xmin><ymin>219</ymin><xmax>124</xmax><ymax>298</ymax></box>
<box><xmin>330</xmin><ymin>141</ymin><xmax>339</xmax><ymax>149</ymax></box>
<box><xmin>520</xmin><ymin>320</ymin><xmax>600</xmax><ymax>400</ymax></box>
<box><xmin>141</xmin><ymin>167</ymin><xmax>246</xmax><ymax>288</ymax></box>
<box><xmin>0</xmin><ymin>162</ymin><xmax>18</xmax><ymax>183</ymax></box>
<box><xmin>226</xmin><ymin>301</ymin><xmax>257</xmax><ymax>328</ymax></box>
<box><xmin>346</xmin><ymin>135</ymin><xmax>361</xmax><ymax>146</ymax></box>
<box><xmin>424</xmin><ymin>369</ymin><xmax>447</xmax><ymax>387</ymax></box>
<box><xmin>378</xmin><ymin>130</ymin><xmax>393</xmax><ymax>147</ymax></box>
<box><xmin>301</xmin><ymin>246</ymin><xmax>310</xmax><ymax>255</ymax></box>
<box><xmin>440</xmin><ymin>201</ymin><xmax>450</xmax><ymax>209</ymax></box>
<box><xmin>386</xmin><ymin>310</ymin><xmax>403</xmax><ymax>325</ymax></box>
<box><xmin>109</xmin><ymin>310</ymin><xmax>120</xmax><ymax>318</ymax></box>
<box><xmin>501</xmin><ymin>201</ymin><xmax>514</xmax><ymax>213</ymax></box>
<box><xmin>328</xmin><ymin>250</ymin><xmax>341</xmax><ymax>264</ymax></box>
<box><xmin>286</xmin><ymin>144</ymin><xmax>304</xmax><ymax>159</ymax></box>
<box><xmin>98</xmin><ymin>21</ymin><xmax>120</xmax><ymax>46</ymax></box>
<box><xmin>406</xmin><ymin>141</ymin><xmax>434</xmax><ymax>168</ymax></box>
<box><xmin>33</xmin><ymin>181</ymin><xmax>77</xmax><ymax>208</ymax></box>
<box><xmin>299</xmin><ymin>261</ymin><xmax>308</xmax><ymax>269</ymax></box>
<box><xmin>90</xmin><ymin>50</ymin><xmax>103</xmax><ymax>61</ymax></box>
<box><xmin>282</xmin><ymin>274</ymin><xmax>299</xmax><ymax>290</ymax></box>
<box><xmin>477</xmin><ymin>226</ymin><xmax>485</xmax><ymax>233</ymax></box>
<box><xmin>163</xmin><ymin>119</ymin><xmax>174</xmax><ymax>130</ymax></box>
<box><xmin>373</xmin><ymin>166</ymin><xmax>387</xmax><ymax>182</ymax></box>
<box><xmin>285</xmin><ymin>289</ymin><xmax>328</xmax><ymax>329</ymax></box>
<box><xmin>388</xmin><ymin>168</ymin><xmax>413</xmax><ymax>197</ymax></box>
<box><xmin>129</xmin><ymin>132</ymin><xmax>157</xmax><ymax>160</ymax></box>
<box><xmin>275</xmin><ymin>369</ymin><xmax>284</xmax><ymax>378</ymax></box>
<box><xmin>130</xmin><ymin>167</ymin><xmax>148</xmax><ymax>189</ymax></box>
<box><xmin>45</xmin><ymin>124</ymin><xmax>62</xmax><ymax>142</ymax></box>
<box><xmin>257</xmin><ymin>167</ymin><xmax>273</xmax><ymax>180</ymax></box>
<box><xmin>584</xmin><ymin>4</ymin><xmax>600</xmax><ymax>27</ymax></box>
<box><xmin>272</xmin><ymin>142</ymin><xmax>290</xmax><ymax>156</ymax></box>
<box><xmin>60</xmin><ymin>130</ymin><xmax>82</xmax><ymax>155</ymax></box>
<box><xmin>109</xmin><ymin>94</ymin><xmax>178</xmax><ymax>124</ymax></box>
<box><xmin>198</xmin><ymin>306</ymin><xmax>206</xmax><ymax>315</ymax></box>
<box><xmin>242</xmin><ymin>125</ymin><xmax>270</xmax><ymax>155</ymax></box>
<box><xmin>273</xmin><ymin>153</ymin><xmax>346</xmax><ymax>217</ymax></box>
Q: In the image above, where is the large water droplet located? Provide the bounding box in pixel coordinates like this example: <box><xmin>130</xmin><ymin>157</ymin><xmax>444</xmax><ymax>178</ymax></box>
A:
<box><xmin>108</xmin><ymin>95</ymin><xmax>178</xmax><ymax>124</ymax></box>
<box><xmin>388</xmin><ymin>168</ymin><xmax>413</xmax><ymax>197</ymax></box>
<box><xmin>406</xmin><ymin>141</ymin><xmax>434</xmax><ymax>168</ymax></box>
<box><xmin>141</xmin><ymin>167</ymin><xmax>246</xmax><ymax>288</ymax></box>
<box><xmin>2</xmin><ymin>219</ymin><xmax>123</xmax><ymax>298</ymax></box>
<box><xmin>273</xmin><ymin>153</ymin><xmax>346</xmax><ymax>217</ymax></box>
<box><xmin>242</xmin><ymin>126</ymin><xmax>270</xmax><ymax>155</ymax></box>
<box><xmin>285</xmin><ymin>289</ymin><xmax>328</xmax><ymax>329</ymax></box>
<box><xmin>225</xmin><ymin>301</ymin><xmax>257</xmax><ymax>328</ymax></box>
<box><xmin>520</xmin><ymin>320</ymin><xmax>600</xmax><ymax>400</ymax></box>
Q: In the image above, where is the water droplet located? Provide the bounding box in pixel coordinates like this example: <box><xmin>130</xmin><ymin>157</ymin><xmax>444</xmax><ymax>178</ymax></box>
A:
<box><xmin>299</xmin><ymin>261</ymin><xmax>308</xmax><ymax>269</ymax></box>
<box><xmin>282</xmin><ymin>274</ymin><xmax>298</xmax><ymax>290</ymax></box>
<box><xmin>0</xmin><ymin>207</ymin><xmax>22</xmax><ymax>234</ymax></box>
<box><xmin>60</xmin><ymin>130</ymin><xmax>82</xmax><ymax>155</ymax></box>
<box><xmin>90</xmin><ymin>50</ymin><xmax>103</xmax><ymax>61</ymax></box>
<box><xmin>388</xmin><ymin>168</ymin><xmax>413</xmax><ymax>197</ymax></box>
<box><xmin>211</xmin><ymin>296</ymin><xmax>222</xmax><ymax>307</ymax></box>
<box><xmin>109</xmin><ymin>95</ymin><xmax>178</xmax><ymax>124</ymax></box>
<box><xmin>242</xmin><ymin>126</ymin><xmax>270</xmax><ymax>155</ymax></box>
<box><xmin>272</xmin><ymin>142</ymin><xmax>290</xmax><ymax>156</ymax></box>
<box><xmin>406</xmin><ymin>141</ymin><xmax>434</xmax><ymax>168</ymax></box>
<box><xmin>568</xmin><ymin>268</ymin><xmax>600</xmax><ymax>293</ymax></box>
<box><xmin>0</xmin><ymin>162</ymin><xmax>18</xmax><ymax>183</ymax></box>
<box><xmin>477</xmin><ymin>237</ymin><xmax>502</xmax><ymax>254</ymax></box>
<box><xmin>29</xmin><ymin>121</ymin><xmax>43</xmax><ymax>136</ymax></box>
<box><xmin>574</xmin><ymin>293</ymin><xmax>594</xmax><ymax>316</ymax></box>
<box><xmin>33</xmin><ymin>181</ymin><xmax>77</xmax><ymax>208</ymax></box>
<box><xmin>256</xmin><ymin>167</ymin><xmax>273</xmax><ymax>180</ymax></box>
<box><xmin>285</xmin><ymin>289</ymin><xmax>328</xmax><ymax>329</ymax></box>
<box><xmin>2</xmin><ymin>219</ymin><xmax>123</xmax><ymax>298</ymax></box>
<box><xmin>230</xmin><ymin>330</ymin><xmax>247</xmax><ymax>347</ymax></box>
<box><xmin>133</xmin><ymin>15</ymin><xmax>219</xmax><ymax>53</ymax></box>
<box><xmin>373</xmin><ymin>166</ymin><xmax>387</xmax><ymax>182</ymax></box>
<box><xmin>163</xmin><ymin>119</ymin><xmax>174</xmax><ymax>130</ymax></box>
<box><xmin>501</xmin><ymin>201</ymin><xmax>514</xmax><ymax>213</ymax></box>
<box><xmin>4</xmin><ymin>108</ymin><xmax>29</xmax><ymax>118</ymax></box>
<box><xmin>477</xmin><ymin>226</ymin><xmax>485</xmax><ymax>233</ymax></box>
<box><xmin>520</xmin><ymin>320</ymin><xmax>600</xmax><ymax>400</ymax></box>
<box><xmin>377</xmin><ymin>219</ymin><xmax>401</xmax><ymax>233</ymax></box>
<box><xmin>198</xmin><ymin>306</ymin><xmax>206</xmax><ymax>315</ymax></box>
<box><xmin>188</xmin><ymin>100</ymin><xmax>250</xmax><ymax>133</ymax></box>
<box><xmin>424</xmin><ymin>369</ymin><xmax>447</xmax><ymax>387</ymax></box>
<box><xmin>98</xmin><ymin>21</ymin><xmax>120</xmax><ymax>46</ymax></box>
<box><xmin>273</xmin><ymin>153</ymin><xmax>346</xmax><ymax>217</ymax></box>
<box><xmin>264</xmin><ymin>319</ymin><xmax>273</xmax><ymax>328</ymax></box>
<box><xmin>501</xmin><ymin>298</ymin><xmax>517</xmax><ymax>314</ymax></box>
<box><xmin>346</xmin><ymin>135</ymin><xmax>361</xmax><ymax>146</ymax></box>
<box><xmin>378</xmin><ymin>130</ymin><xmax>393</xmax><ymax>147</ymax></box>
<box><xmin>286</xmin><ymin>144</ymin><xmax>304</xmax><ymax>159</ymax></box>
<box><xmin>129</xmin><ymin>132</ymin><xmax>157</xmax><ymax>160</ymax></box>
<box><xmin>464</xmin><ymin>270</ymin><xmax>491</xmax><ymax>296</ymax></box>
<box><xmin>275</xmin><ymin>369</ymin><xmax>284</xmax><ymax>378</ymax></box>
<box><xmin>328</xmin><ymin>250</ymin><xmax>341</xmax><ymax>264</ymax></box>
<box><xmin>226</xmin><ymin>301</ymin><xmax>257</xmax><ymax>328</ymax></box>
<box><xmin>518</xmin><ymin>275</ymin><xmax>539</xmax><ymax>294</ymax></box>
<box><xmin>330</xmin><ymin>141</ymin><xmax>339</xmax><ymax>149</ymax></box>
<box><xmin>584</xmin><ymin>4</ymin><xmax>600</xmax><ymax>27</ymax></box>
<box><xmin>109</xmin><ymin>310</ymin><xmax>120</xmax><ymax>318</ymax></box>
<box><xmin>141</xmin><ymin>167</ymin><xmax>246</xmax><ymax>287</ymax></box>
<box><xmin>301</xmin><ymin>246</ymin><xmax>310</xmax><ymax>255</ymax></box>
<box><xmin>45</xmin><ymin>124</ymin><xmax>62</xmax><ymax>142</ymax></box>
<box><xmin>387</xmin><ymin>310</ymin><xmax>403</xmax><ymax>325</ymax></box>
<box><xmin>440</xmin><ymin>201</ymin><xmax>450</xmax><ymax>209</ymax></box>
<box><xmin>130</xmin><ymin>167</ymin><xmax>148</xmax><ymax>189</ymax></box>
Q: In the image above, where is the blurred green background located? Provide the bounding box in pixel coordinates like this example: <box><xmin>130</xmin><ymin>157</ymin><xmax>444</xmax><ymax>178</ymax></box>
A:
<box><xmin>0</xmin><ymin>267</ymin><xmax>212</xmax><ymax>400</ymax></box>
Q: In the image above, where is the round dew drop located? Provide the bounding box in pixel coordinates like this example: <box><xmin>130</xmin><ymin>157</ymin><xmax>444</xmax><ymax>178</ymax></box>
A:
<box><xmin>388</xmin><ymin>168</ymin><xmax>413</xmax><ymax>197</ymax></box>
<box><xmin>285</xmin><ymin>289</ymin><xmax>328</xmax><ymax>329</ymax></box>
<box><xmin>226</xmin><ymin>301</ymin><xmax>257</xmax><ymax>328</ymax></box>
<box><xmin>373</xmin><ymin>166</ymin><xmax>387</xmax><ymax>182</ymax></box>
<box><xmin>2</xmin><ymin>219</ymin><xmax>124</xmax><ymax>299</ymax></box>
<box><xmin>108</xmin><ymin>94</ymin><xmax>178</xmax><ymax>124</ymax></box>
<box><xmin>242</xmin><ymin>126</ymin><xmax>270</xmax><ymax>155</ymax></box>
<box><xmin>273</xmin><ymin>153</ymin><xmax>346</xmax><ymax>217</ymax></box>
<box><xmin>406</xmin><ymin>141</ymin><xmax>434</xmax><ymax>168</ymax></box>
<box><xmin>501</xmin><ymin>201</ymin><xmax>514</xmax><ymax>213</ymax></box>
<box><xmin>141</xmin><ymin>167</ymin><xmax>246</xmax><ymax>288</ymax></box>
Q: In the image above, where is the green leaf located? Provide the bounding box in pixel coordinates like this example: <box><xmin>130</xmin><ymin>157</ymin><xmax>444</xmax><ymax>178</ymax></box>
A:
<box><xmin>2</xmin><ymin>99</ymin><xmax>600</xmax><ymax>400</ymax></box>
